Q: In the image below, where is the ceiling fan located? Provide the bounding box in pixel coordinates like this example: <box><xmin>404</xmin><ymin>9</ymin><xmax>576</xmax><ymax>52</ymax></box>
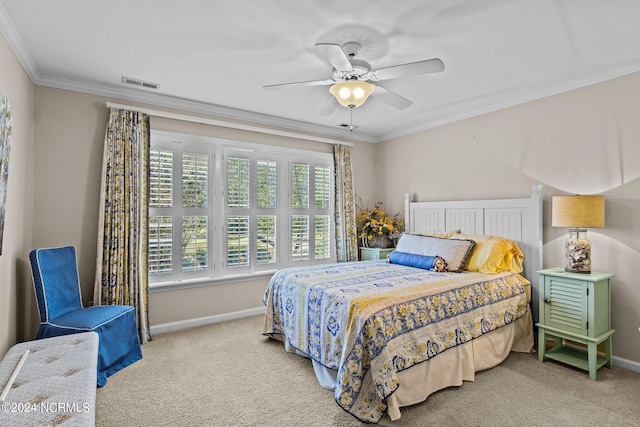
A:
<box><xmin>264</xmin><ymin>42</ymin><xmax>444</xmax><ymax>116</ymax></box>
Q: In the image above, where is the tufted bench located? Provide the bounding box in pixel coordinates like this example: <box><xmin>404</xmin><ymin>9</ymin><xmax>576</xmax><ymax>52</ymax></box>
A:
<box><xmin>0</xmin><ymin>332</ymin><xmax>98</xmax><ymax>426</ymax></box>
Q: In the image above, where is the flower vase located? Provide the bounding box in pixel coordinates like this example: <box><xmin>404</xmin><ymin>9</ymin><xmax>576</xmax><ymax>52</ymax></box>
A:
<box><xmin>367</xmin><ymin>235</ymin><xmax>394</xmax><ymax>249</ymax></box>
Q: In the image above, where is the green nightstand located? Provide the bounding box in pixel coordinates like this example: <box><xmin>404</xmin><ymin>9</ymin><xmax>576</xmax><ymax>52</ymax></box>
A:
<box><xmin>360</xmin><ymin>247</ymin><xmax>394</xmax><ymax>261</ymax></box>
<box><xmin>536</xmin><ymin>268</ymin><xmax>615</xmax><ymax>380</ymax></box>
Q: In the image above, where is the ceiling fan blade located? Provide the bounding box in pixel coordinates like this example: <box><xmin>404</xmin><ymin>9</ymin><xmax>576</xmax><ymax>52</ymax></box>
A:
<box><xmin>319</xmin><ymin>95</ymin><xmax>339</xmax><ymax>116</ymax></box>
<box><xmin>372</xmin><ymin>84</ymin><xmax>413</xmax><ymax>110</ymax></box>
<box><xmin>263</xmin><ymin>79</ymin><xmax>334</xmax><ymax>90</ymax></box>
<box><xmin>315</xmin><ymin>43</ymin><xmax>353</xmax><ymax>72</ymax></box>
<box><xmin>372</xmin><ymin>58</ymin><xmax>444</xmax><ymax>81</ymax></box>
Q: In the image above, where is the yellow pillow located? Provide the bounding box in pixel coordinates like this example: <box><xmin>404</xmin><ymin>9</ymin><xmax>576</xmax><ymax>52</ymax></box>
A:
<box><xmin>451</xmin><ymin>233</ymin><xmax>524</xmax><ymax>273</ymax></box>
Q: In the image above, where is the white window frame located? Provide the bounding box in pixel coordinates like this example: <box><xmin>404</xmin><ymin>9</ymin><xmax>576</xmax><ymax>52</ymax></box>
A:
<box><xmin>223</xmin><ymin>147</ymin><xmax>282</xmax><ymax>276</ymax></box>
<box><xmin>287</xmin><ymin>156</ymin><xmax>334</xmax><ymax>265</ymax></box>
<box><xmin>149</xmin><ymin>134</ymin><xmax>213</xmax><ymax>284</ymax></box>
<box><xmin>149</xmin><ymin>129</ymin><xmax>335</xmax><ymax>287</ymax></box>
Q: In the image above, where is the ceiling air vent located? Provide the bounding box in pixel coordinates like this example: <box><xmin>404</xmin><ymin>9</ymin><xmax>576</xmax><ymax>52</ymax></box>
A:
<box><xmin>121</xmin><ymin>76</ymin><xmax>161</xmax><ymax>90</ymax></box>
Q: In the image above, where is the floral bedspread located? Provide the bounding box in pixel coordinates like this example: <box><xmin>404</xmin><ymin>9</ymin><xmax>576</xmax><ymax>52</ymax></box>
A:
<box><xmin>262</xmin><ymin>260</ymin><xmax>529</xmax><ymax>423</ymax></box>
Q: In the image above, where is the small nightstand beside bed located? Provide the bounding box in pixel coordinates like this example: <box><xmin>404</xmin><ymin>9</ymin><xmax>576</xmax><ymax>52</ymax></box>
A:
<box><xmin>263</xmin><ymin>187</ymin><xmax>543</xmax><ymax>423</ymax></box>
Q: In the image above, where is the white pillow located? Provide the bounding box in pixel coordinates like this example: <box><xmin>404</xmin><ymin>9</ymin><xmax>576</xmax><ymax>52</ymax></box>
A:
<box><xmin>395</xmin><ymin>234</ymin><xmax>475</xmax><ymax>272</ymax></box>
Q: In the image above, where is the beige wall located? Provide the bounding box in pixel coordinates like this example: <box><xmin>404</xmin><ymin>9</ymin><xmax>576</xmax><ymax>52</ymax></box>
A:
<box><xmin>0</xmin><ymin>32</ymin><xmax>35</xmax><ymax>355</ymax></box>
<box><xmin>377</xmin><ymin>72</ymin><xmax>640</xmax><ymax>364</ymax></box>
<box><xmin>32</xmin><ymin>89</ymin><xmax>107</xmax><ymax>308</ymax></box>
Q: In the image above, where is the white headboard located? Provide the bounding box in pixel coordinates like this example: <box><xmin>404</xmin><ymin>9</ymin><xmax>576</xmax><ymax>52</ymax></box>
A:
<box><xmin>404</xmin><ymin>184</ymin><xmax>543</xmax><ymax>322</ymax></box>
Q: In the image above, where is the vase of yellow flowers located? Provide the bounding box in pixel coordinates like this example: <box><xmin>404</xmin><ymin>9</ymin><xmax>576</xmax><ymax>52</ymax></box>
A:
<box><xmin>356</xmin><ymin>200</ymin><xmax>404</xmax><ymax>249</ymax></box>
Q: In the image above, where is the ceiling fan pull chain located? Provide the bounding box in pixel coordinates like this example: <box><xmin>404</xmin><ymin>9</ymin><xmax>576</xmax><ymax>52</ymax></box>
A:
<box><xmin>350</xmin><ymin>107</ymin><xmax>354</xmax><ymax>132</ymax></box>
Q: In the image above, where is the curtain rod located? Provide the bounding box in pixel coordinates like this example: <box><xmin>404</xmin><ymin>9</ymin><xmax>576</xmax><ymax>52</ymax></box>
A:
<box><xmin>105</xmin><ymin>102</ymin><xmax>354</xmax><ymax>147</ymax></box>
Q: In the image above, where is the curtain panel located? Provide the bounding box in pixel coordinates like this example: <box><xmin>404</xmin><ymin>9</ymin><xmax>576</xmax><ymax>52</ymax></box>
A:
<box><xmin>94</xmin><ymin>108</ymin><xmax>151</xmax><ymax>344</ymax></box>
<box><xmin>334</xmin><ymin>144</ymin><xmax>358</xmax><ymax>262</ymax></box>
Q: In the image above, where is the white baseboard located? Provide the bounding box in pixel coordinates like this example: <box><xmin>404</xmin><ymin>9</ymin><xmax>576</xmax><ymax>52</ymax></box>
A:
<box><xmin>613</xmin><ymin>355</ymin><xmax>640</xmax><ymax>374</ymax></box>
<box><xmin>150</xmin><ymin>306</ymin><xmax>266</xmax><ymax>335</ymax></box>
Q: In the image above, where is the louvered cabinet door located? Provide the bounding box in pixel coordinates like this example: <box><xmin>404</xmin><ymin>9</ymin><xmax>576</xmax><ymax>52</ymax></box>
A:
<box><xmin>543</xmin><ymin>275</ymin><xmax>588</xmax><ymax>336</ymax></box>
<box><xmin>539</xmin><ymin>269</ymin><xmax>613</xmax><ymax>338</ymax></box>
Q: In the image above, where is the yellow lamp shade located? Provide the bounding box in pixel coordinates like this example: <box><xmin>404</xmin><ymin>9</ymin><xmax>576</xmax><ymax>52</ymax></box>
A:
<box><xmin>329</xmin><ymin>80</ymin><xmax>375</xmax><ymax>108</ymax></box>
<box><xmin>552</xmin><ymin>195</ymin><xmax>605</xmax><ymax>228</ymax></box>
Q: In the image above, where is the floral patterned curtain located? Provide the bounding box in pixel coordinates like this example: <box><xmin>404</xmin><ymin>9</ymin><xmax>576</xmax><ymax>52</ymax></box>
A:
<box><xmin>94</xmin><ymin>108</ymin><xmax>151</xmax><ymax>344</ymax></box>
<box><xmin>334</xmin><ymin>144</ymin><xmax>358</xmax><ymax>262</ymax></box>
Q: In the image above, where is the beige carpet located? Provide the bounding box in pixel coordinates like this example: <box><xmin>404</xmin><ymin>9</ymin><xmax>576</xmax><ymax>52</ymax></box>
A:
<box><xmin>96</xmin><ymin>315</ymin><xmax>640</xmax><ymax>426</ymax></box>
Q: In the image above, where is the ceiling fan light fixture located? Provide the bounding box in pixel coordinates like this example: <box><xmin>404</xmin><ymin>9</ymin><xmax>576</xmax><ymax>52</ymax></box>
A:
<box><xmin>329</xmin><ymin>80</ymin><xmax>375</xmax><ymax>108</ymax></box>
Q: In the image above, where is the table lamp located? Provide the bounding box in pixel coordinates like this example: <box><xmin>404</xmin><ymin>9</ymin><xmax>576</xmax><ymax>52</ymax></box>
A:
<box><xmin>552</xmin><ymin>195</ymin><xmax>605</xmax><ymax>273</ymax></box>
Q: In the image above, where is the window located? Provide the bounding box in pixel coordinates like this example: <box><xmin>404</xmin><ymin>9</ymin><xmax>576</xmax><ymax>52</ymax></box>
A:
<box><xmin>290</xmin><ymin>161</ymin><xmax>332</xmax><ymax>262</ymax></box>
<box><xmin>148</xmin><ymin>130</ymin><xmax>335</xmax><ymax>286</ymax></box>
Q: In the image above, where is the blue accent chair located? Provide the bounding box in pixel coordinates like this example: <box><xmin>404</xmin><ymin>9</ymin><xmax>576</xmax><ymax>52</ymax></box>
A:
<box><xmin>29</xmin><ymin>246</ymin><xmax>142</xmax><ymax>386</ymax></box>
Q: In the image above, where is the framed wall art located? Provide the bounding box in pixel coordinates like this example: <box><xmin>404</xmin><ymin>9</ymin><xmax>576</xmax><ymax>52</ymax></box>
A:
<box><xmin>0</xmin><ymin>93</ymin><xmax>13</xmax><ymax>255</ymax></box>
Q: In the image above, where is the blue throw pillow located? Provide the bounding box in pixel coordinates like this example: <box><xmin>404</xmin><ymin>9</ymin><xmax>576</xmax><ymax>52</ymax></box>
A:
<box><xmin>388</xmin><ymin>251</ymin><xmax>448</xmax><ymax>272</ymax></box>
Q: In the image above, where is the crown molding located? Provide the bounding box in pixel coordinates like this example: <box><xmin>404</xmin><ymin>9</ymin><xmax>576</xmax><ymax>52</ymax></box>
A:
<box><xmin>0</xmin><ymin>1</ymin><xmax>39</xmax><ymax>81</ymax></box>
<box><xmin>376</xmin><ymin>60</ymin><xmax>640</xmax><ymax>142</ymax></box>
<box><xmin>34</xmin><ymin>62</ymin><xmax>640</xmax><ymax>145</ymax></box>
<box><xmin>34</xmin><ymin>75</ymin><xmax>377</xmax><ymax>144</ymax></box>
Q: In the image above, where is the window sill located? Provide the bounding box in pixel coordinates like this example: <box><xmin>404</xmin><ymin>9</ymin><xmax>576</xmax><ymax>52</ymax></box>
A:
<box><xmin>149</xmin><ymin>270</ymin><xmax>277</xmax><ymax>293</ymax></box>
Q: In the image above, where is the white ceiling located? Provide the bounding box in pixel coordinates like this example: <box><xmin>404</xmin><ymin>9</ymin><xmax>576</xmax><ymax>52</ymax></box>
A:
<box><xmin>2</xmin><ymin>0</ymin><xmax>640</xmax><ymax>143</ymax></box>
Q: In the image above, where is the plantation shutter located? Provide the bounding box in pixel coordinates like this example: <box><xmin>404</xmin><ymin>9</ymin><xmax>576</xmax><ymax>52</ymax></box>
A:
<box><xmin>256</xmin><ymin>159</ymin><xmax>278</xmax><ymax>268</ymax></box>
<box><xmin>149</xmin><ymin>148</ymin><xmax>174</xmax><ymax>276</ymax></box>
<box><xmin>314</xmin><ymin>165</ymin><xmax>331</xmax><ymax>260</ymax></box>
<box><xmin>181</xmin><ymin>152</ymin><xmax>209</xmax><ymax>273</ymax></box>
<box><xmin>149</xmin><ymin>129</ymin><xmax>336</xmax><ymax>285</ymax></box>
<box><xmin>225</xmin><ymin>151</ymin><xmax>280</xmax><ymax>273</ymax></box>
<box><xmin>291</xmin><ymin>163</ymin><xmax>310</xmax><ymax>261</ymax></box>
<box><xmin>227</xmin><ymin>155</ymin><xmax>251</xmax><ymax>271</ymax></box>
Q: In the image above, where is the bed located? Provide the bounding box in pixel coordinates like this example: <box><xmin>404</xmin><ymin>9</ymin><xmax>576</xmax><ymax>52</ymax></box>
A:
<box><xmin>263</xmin><ymin>186</ymin><xmax>543</xmax><ymax>423</ymax></box>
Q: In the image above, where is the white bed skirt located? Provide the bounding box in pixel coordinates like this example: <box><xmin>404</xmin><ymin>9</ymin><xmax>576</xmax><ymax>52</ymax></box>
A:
<box><xmin>283</xmin><ymin>308</ymin><xmax>534</xmax><ymax>421</ymax></box>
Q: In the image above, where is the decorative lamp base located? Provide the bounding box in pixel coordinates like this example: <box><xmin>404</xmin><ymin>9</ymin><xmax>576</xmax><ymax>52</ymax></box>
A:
<box><xmin>564</xmin><ymin>228</ymin><xmax>591</xmax><ymax>273</ymax></box>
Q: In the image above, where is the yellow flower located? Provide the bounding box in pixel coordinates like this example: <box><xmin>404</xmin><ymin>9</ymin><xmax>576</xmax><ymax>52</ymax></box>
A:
<box><xmin>356</xmin><ymin>200</ymin><xmax>404</xmax><ymax>243</ymax></box>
